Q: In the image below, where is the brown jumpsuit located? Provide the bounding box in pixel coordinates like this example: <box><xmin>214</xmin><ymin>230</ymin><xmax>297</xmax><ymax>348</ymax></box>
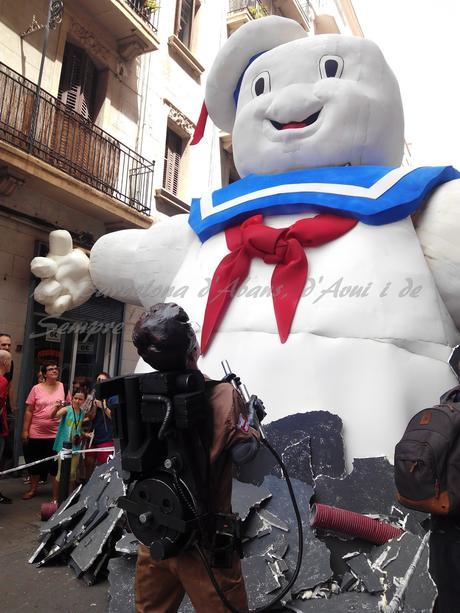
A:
<box><xmin>135</xmin><ymin>381</ymin><xmax>258</xmax><ymax>613</ymax></box>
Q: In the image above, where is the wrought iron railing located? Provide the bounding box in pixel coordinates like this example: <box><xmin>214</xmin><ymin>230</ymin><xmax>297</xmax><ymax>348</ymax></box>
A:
<box><xmin>228</xmin><ymin>0</ymin><xmax>269</xmax><ymax>18</ymax></box>
<box><xmin>228</xmin><ymin>0</ymin><xmax>311</xmax><ymax>25</ymax></box>
<box><xmin>0</xmin><ymin>62</ymin><xmax>154</xmax><ymax>215</ymax></box>
<box><xmin>126</xmin><ymin>0</ymin><xmax>160</xmax><ymax>32</ymax></box>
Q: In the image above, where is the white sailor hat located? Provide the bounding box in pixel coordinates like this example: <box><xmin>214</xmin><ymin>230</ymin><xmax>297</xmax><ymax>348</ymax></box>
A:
<box><xmin>194</xmin><ymin>16</ymin><xmax>306</xmax><ymax>141</ymax></box>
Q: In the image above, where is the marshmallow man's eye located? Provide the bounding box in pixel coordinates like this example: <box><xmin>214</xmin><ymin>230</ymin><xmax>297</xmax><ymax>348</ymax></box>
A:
<box><xmin>252</xmin><ymin>71</ymin><xmax>271</xmax><ymax>97</ymax></box>
<box><xmin>319</xmin><ymin>55</ymin><xmax>344</xmax><ymax>79</ymax></box>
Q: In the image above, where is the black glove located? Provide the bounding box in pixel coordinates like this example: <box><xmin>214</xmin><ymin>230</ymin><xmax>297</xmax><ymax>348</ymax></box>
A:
<box><xmin>248</xmin><ymin>395</ymin><xmax>266</xmax><ymax>427</ymax></box>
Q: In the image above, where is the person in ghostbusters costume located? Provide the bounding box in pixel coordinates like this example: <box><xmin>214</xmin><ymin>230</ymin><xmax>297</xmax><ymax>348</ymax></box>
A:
<box><xmin>132</xmin><ymin>302</ymin><xmax>255</xmax><ymax>613</ymax></box>
<box><xmin>31</xmin><ymin>16</ymin><xmax>460</xmax><ymax>466</ymax></box>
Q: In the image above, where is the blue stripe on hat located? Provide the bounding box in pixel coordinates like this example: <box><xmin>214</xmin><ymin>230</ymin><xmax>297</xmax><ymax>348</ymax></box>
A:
<box><xmin>233</xmin><ymin>51</ymin><xmax>268</xmax><ymax>106</ymax></box>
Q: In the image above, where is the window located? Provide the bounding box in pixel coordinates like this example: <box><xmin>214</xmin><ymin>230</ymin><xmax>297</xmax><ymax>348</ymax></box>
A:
<box><xmin>169</xmin><ymin>0</ymin><xmax>204</xmax><ymax>80</ymax></box>
<box><xmin>58</xmin><ymin>43</ymin><xmax>97</xmax><ymax>121</ymax></box>
<box><xmin>175</xmin><ymin>0</ymin><xmax>197</xmax><ymax>48</ymax></box>
<box><xmin>162</xmin><ymin>128</ymin><xmax>184</xmax><ymax>195</ymax></box>
<box><xmin>53</xmin><ymin>43</ymin><xmax>117</xmax><ymax>191</ymax></box>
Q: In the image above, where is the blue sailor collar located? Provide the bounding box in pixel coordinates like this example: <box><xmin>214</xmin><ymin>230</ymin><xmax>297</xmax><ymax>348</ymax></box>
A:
<box><xmin>189</xmin><ymin>165</ymin><xmax>460</xmax><ymax>242</ymax></box>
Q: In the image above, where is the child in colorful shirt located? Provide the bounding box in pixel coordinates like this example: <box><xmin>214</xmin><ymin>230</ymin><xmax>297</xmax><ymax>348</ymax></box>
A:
<box><xmin>51</xmin><ymin>390</ymin><xmax>89</xmax><ymax>500</ymax></box>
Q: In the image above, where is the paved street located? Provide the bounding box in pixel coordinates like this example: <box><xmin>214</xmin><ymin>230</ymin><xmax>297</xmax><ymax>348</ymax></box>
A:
<box><xmin>0</xmin><ymin>477</ymin><xmax>109</xmax><ymax>612</ymax></box>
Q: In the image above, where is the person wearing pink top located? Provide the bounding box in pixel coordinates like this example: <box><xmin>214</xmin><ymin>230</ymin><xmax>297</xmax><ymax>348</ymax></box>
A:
<box><xmin>21</xmin><ymin>361</ymin><xmax>68</xmax><ymax>500</ymax></box>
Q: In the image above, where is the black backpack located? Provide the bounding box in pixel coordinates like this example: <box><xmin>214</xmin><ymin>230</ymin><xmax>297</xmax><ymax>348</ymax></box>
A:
<box><xmin>394</xmin><ymin>386</ymin><xmax>460</xmax><ymax>515</ymax></box>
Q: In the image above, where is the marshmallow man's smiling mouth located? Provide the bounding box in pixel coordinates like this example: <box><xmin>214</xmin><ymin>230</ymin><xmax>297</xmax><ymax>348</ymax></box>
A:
<box><xmin>270</xmin><ymin>108</ymin><xmax>323</xmax><ymax>131</ymax></box>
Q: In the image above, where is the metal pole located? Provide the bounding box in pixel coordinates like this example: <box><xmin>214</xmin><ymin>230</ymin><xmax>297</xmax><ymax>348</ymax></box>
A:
<box><xmin>58</xmin><ymin>441</ymin><xmax>73</xmax><ymax>504</ymax></box>
<box><xmin>28</xmin><ymin>0</ymin><xmax>53</xmax><ymax>154</ymax></box>
<box><xmin>382</xmin><ymin>531</ymin><xmax>431</xmax><ymax>613</ymax></box>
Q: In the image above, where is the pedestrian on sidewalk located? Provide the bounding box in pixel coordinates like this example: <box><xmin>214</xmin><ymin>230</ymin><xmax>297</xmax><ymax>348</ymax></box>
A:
<box><xmin>429</xmin><ymin>360</ymin><xmax>460</xmax><ymax>613</ymax></box>
<box><xmin>84</xmin><ymin>372</ymin><xmax>113</xmax><ymax>480</ymax></box>
<box><xmin>0</xmin><ymin>349</ymin><xmax>12</xmax><ymax>504</ymax></box>
<box><xmin>51</xmin><ymin>389</ymin><xmax>90</xmax><ymax>501</ymax></box>
<box><xmin>0</xmin><ymin>334</ymin><xmax>15</xmax><ymax>414</ymax></box>
<box><xmin>0</xmin><ymin>334</ymin><xmax>16</xmax><ymax>472</ymax></box>
<box><xmin>21</xmin><ymin>361</ymin><xmax>68</xmax><ymax>500</ymax></box>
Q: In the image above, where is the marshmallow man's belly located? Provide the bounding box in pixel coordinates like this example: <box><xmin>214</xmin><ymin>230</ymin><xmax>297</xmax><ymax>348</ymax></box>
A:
<box><xmin>135</xmin><ymin>214</ymin><xmax>459</xmax><ymax>462</ymax></box>
<box><xmin>141</xmin><ymin>215</ymin><xmax>458</xmax><ymax>346</ymax></box>
<box><xmin>199</xmin><ymin>331</ymin><xmax>456</xmax><ymax>465</ymax></box>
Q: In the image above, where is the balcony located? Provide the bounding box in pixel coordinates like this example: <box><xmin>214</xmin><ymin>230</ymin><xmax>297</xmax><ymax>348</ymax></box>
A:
<box><xmin>227</xmin><ymin>0</ymin><xmax>269</xmax><ymax>35</ymax></box>
<box><xmin>273</xmin><ymin>0</ymin><xmax>312</xmax><ymax>29</ymax></box>
<box><xmin>126</xmin><ymin>0</ymin><xmax>160</xmax><ymax>30</ymax></box>
<box><xmin>76</xmin><ymin>0</ymin><xmax>160</xmax><ymax>60</ymax></box>
<box><xmin>0</xmin><ymin>62</ymin><xmax>154</xmax><ymax>226</ymax></box>
<box><xmin>227</xmin><ymin>0</ymin><xmax>312</xmax><ymax>34</ymax></box>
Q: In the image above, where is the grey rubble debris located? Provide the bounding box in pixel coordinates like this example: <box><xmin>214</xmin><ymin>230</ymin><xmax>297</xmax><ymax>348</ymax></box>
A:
<box><xmin>232</xmin><ymin>479</ymin><xmax>272</xmax><ymax>522</ymax></box>
<box><xmin>235</xmin><ymin>411</ymin><xmax>345</xmax><ymax>486</ymax></box>
<box><xmin>314</xmin><ymin>455</ymin><xmax>427</xmax><ymax>536</ymax></box>
<box><xmin>285</xmin><ymin>592</ymin><xmax>380</xmax><ymax>612</ymax></box>
<box><xmin>235</xmin><ymin>412</ymin><xmax>436</xmax><ymax>611</ymax></box>
<box><xmin>370</xmin><ymin>532</ymin><xmax>436</xmax><ymax>613</ymax></box>
<box><xmin>30</xmin><ymin>411</ymin><xmax>437</xmax><ymax>612</ymax></box>
<box><xmin>115</xmin><ymin>532</ymin><xmax>140</xmax><ymax>556</ymax></box>
<box><xmin>30</xmin><ymin>457</ymin><xmax>126</xmax><ymax>584</ymax></box>
<box><xmin>345</xmin><ymin>552</ymin><xmax>384</xmax><ymax>594</ymax></box>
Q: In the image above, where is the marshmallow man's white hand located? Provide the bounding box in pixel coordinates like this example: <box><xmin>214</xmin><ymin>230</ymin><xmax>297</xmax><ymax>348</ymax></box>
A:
<box><xmin>31</xmin><ymin>230</ymin><xmax>94</xmax><ymax>315</ymax></box>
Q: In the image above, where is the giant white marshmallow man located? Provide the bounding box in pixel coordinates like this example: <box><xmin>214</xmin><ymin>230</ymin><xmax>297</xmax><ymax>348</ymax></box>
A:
<box><xmin>32</xmin><ymin>17</ymin><xmax>460</xmax><ymax>464</ymax></box>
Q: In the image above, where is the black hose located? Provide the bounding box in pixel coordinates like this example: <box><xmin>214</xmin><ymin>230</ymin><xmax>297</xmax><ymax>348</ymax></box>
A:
<box><xmin>195</xmin><ymin>437</ymin><xmax>304</xmax><ymax>612</ymax></box>
<box><xmin>156</xmin><ymin>396</ymin><xmax>173</xmax><ymax>440</ymax></box>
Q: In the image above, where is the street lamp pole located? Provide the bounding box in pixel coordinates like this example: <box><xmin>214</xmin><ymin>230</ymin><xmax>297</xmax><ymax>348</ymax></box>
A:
<box><xmin>25</xmin><ymin>0</ymin><xmax>64</xmax><ymax>154</ymax></box>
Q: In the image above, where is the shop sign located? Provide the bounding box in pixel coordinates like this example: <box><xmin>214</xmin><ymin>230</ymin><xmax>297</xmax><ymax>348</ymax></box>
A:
<box><xmin>78</xmin><ymin>341</ymin><xmax>95</xmax><ymax>354</ymax></box>
<box><xmin>46</xmin><ymin>328</ymin><xmax>61</xmax><ymax>343</ymax></box>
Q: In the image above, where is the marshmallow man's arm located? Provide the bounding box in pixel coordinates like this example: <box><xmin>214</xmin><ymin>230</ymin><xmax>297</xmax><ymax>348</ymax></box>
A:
<box><xmin>31</xmin><ymin>216</ymin><xmax>195</xmax><ymax>314</ymax></box>
<box><xmin>90</xmin><ymin>214</ymin><xmax>195</xmax><ymax>306</ymax></box>
<box><xmin>415</xmin><ymin>178</ymin><xmax>460</xmax><ymax>328</ymax></box>
<box><xmin>90</xmin><ymin>229</ymin><xmax>146</xmax><ymax>306</ymax></box>
<box><xmin>31</xmin><ymin>229</ymin><xmax>146</xmax><ymax>313</ymax></box>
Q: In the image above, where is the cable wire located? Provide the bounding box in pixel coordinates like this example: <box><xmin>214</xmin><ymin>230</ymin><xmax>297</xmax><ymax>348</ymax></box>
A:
<box><xmin>194</xmin><ymin>437</ymin><xmax>304</xmax><ymax>612</ymax></box>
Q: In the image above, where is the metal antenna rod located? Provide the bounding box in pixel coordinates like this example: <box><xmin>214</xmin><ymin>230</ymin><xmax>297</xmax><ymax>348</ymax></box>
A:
<box><xmin>221</xmin><ymin>360</ymin><xmax>250</xmax><ymax>403</ymax></box>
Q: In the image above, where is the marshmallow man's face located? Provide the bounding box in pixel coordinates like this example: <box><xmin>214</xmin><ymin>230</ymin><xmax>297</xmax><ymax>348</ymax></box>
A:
<box><xmin>232</xmin><ymin>35</ymin><xmax>404</xmax><ymax>177</ymax></box>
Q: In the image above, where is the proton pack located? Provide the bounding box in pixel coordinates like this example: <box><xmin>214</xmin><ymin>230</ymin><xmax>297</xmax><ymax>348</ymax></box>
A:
<box><xmin>97</xmin><ymin>364</ymin><xmax>304</xmax><ymax>613</ymax></box>
<box><xmin>96</xmin><ymin>370</ymin><xmax>239</xmax><ymax>566</ymax></box>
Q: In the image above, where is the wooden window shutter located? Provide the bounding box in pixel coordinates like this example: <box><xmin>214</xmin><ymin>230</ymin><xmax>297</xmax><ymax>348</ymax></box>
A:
<box><xmin>58</xmin><ymin>43</ymin><xmax>96</xmax><ymax>121</ymax></box>
<box><xmin>163</xmin><ymin>129</ymin><xmax>183</xmax><ymax>195</ymax></box>
<box><xmin>174</xmin><ymin>0</ymin><xmax>182</xmax><ymax>36</ymax></box>
<box><xmin>53</xmin><ymin>42</ymin><xmax>118</xmax><ymax>191</ymax></box>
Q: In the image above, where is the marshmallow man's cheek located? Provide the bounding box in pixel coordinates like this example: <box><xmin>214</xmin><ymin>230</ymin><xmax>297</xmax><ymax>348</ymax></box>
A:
<box><xmin>312</xmin><ymin>78</ymin><xmax>404</xmax><ymax>167</ymax></box>
<box><xmin>232</xmin><ymin>97</ymin><xmax>277</xmax><ymax>174</ymax></box>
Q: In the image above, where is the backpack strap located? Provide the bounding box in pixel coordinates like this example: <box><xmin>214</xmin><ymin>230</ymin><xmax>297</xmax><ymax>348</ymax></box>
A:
<box><xmin>204</xmin><ymin>379</ymin><xmax>222</xmax><ymax>392</ymax></box>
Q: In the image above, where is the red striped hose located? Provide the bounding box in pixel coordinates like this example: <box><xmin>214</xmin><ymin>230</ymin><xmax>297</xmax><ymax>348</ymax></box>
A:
<box><xmin>310</xmin><ymin>503</ymin><xmax>403</xmax><ymax>545</ymax></box>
